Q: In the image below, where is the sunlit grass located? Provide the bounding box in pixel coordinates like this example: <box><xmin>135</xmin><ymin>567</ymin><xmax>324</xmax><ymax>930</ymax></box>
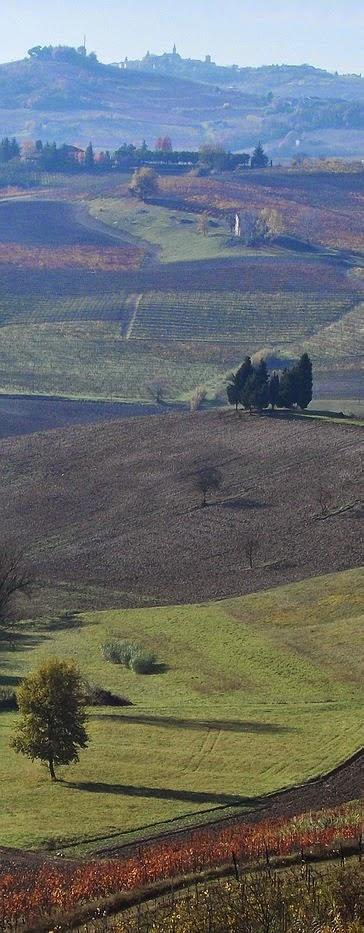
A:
<box><xmin>0</xmin><ymin>568</ymin><xmax>362</xmax><ymax>851</ymax></box>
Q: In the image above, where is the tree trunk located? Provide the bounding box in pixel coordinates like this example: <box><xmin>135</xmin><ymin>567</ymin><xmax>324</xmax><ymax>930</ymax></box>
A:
<box><xmin>49</xmin><ymin>758</ymin><xmax>56</xmax><ymax>780</ymax></box>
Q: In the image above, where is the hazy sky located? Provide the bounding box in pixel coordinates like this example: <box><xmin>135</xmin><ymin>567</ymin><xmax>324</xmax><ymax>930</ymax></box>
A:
<box><xmin>1</xmin><ymin>0</ymin><xmax>363</xmax><ymax>73</ymax></box>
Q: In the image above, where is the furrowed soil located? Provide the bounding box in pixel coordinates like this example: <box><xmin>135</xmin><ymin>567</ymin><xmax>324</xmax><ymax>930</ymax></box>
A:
<box><xmin>1</xmin><ymin>409</ymin><xmax>362</xmax><ymax>613</ymax></box>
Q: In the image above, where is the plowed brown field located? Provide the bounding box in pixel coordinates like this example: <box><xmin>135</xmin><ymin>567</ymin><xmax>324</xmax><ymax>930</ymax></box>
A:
<box><xmin>1</xmin><ymin>409</ymin><xmax>362</xmax><ymax>611</ymax></box>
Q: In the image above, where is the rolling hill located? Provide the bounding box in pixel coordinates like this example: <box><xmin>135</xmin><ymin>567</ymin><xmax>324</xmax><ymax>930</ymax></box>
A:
<box><xmin>0</xmin><ymin>175</ymin><xmax>362</xmax><ymax>409</ymax></box>
<box><xmin>0</xmin><ymin>409</ymin><xmax>362</xmax><ymax>615</ymax></box>
<box><xmin>0</xmin><ymin>47</ymin><xmax>364</xmax><ymax>155</ymax></box>
<box><xmin>0</xmin><ymin>567</ymin><xmax>363</xmax><ymax>849</ymax></box>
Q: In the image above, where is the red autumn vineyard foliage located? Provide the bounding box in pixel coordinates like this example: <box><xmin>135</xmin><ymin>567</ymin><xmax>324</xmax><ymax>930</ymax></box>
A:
<box><xmin>0</xmin><ymin>242</ymin><xmax>144</xmax><ymax>271</ymax></box>
<box><xmin>160</xmin><ymin>174</ymin><xmax>364</xmax><ymax>252</ymax></box>
<box><xmin>0</xmin><ymin>803</ymin><xmax>362</xmax><ymax>930</ymax></box>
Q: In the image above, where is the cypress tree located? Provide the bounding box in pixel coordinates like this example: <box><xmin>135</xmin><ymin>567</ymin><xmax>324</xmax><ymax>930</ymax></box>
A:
<box><xmin>278</xmin><ymin>367</ymin><xmax>297</xmax><ymax>408</ymax></box>
<box><xmin>84</xmin><ymin>141</ymin><xmax>95</xmax><ymax>170</ymax></box>
<box><xmin>241</xmin><ymin>373</ymin><xmax>256</xmax><ymax>412</ymax></box>
<box><xmin>227</xmin><ymin>357</ymin><xmax>253</xmax><ymax>410</ymax></box>
<box><xmin>227</xmin><ymin>375</ymin><xmax>240</xmax><ymax>411</ymax></box>
<box><xmin>254</xmin><ymin>358</ymin><xmax>269</xmax><ymax>410</ymax></box>
<box><xmin>268</xmin><ymin>372</ymin><xmax>280</xmax><ymax>410</ymax></box>
<box><xmin>296</xmin><ymin>353</ymin><xmax>313</xmax><ymax>409</ymax></box>
<box><xmin>236</xmin><ymin>356</ymin><xmax>253</xmax><ymax>396</ymax></box>
<box><xmin>251</xmin><ymin>141</ymin><xmax>269</xmax><ymax>168</ymax></box>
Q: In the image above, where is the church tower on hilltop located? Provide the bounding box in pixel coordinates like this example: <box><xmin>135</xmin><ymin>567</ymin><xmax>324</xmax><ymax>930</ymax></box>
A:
<box><xmin>173</xmin><ymin>43</ymin><xmax>177</xmax><ymax>55</ymax></box>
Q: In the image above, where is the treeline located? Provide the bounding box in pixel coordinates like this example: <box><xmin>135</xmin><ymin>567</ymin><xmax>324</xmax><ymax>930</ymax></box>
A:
<box><xmin>227</xmin><ymin>354</ymin><xmax>313</xmax><ymax>412</ymax></box>
<box><xmin>0</xmin><ymin>135</ymin><xmax>270</xmax><ymax>174</ymax></box>
<box><xmin>0</xmin><ymin>137</ymin><xmax>20</xmax><ymax>163</ymax></box>
<box><xmin>27</xmin><ymin>44</ymin><xmax>98</xmax><ymax>65</ymax></box>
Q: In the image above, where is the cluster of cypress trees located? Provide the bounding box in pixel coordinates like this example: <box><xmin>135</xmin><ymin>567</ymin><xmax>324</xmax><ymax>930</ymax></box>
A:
<box><xmin>227</xmin><ymin>353</ymin><xmax>313</xmax><ymax>412</ymax></box>
<box><xmin>0</xmin><ymin>137</ymin><xmax>20</xmax><ymax>163</ymax></box>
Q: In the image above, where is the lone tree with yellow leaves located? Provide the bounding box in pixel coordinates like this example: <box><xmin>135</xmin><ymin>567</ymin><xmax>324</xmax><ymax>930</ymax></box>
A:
<box><xmin>129</xmin><ymin>166</ymin><xmax>159</xmax><ymax>201</ymax></box>
<box><xmin>11</xmin><ymin>658</ymin><xmax>88</xmax><ymax>780</ymax></box>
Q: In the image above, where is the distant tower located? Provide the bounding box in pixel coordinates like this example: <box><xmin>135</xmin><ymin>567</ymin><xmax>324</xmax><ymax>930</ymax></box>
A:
<box><xmin>173</xmin><ymin>43</ymin><xmax>177</xmax><ymax>55</ymax></box>
<box><xmin>78</xmin><ymin>35</ymin><xmax>87</xmax><ymax>57</ymax></box>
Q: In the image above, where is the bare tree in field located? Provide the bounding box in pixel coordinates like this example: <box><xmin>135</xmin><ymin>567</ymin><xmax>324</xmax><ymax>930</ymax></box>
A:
<box><xmin>195</xmin><ymin>465</ymin><xmax>222</xmax><ymax>508</ymax></box>
<box><xmin>0</xmin><ymin>547</ymin><xmax>33</xmax><ymax>629</ymax></box>
<box><xmin>244</xmin><ymin>534</ymin><xmax>260</xmax><ymax>570</ymax></box>
<box><xmin>146</xmin><ymin>378</ymin><xmax>168</xmax><ymax>404</ymax></box>
<box><xmin>196</xmin><ymin>212</ymin><xmax>209</xmax><ymax>237</ymax></box>
<box><xmin>314</xmin><ymin>482</ymin><xmax>334</xmax><ymax>517</ymax></box>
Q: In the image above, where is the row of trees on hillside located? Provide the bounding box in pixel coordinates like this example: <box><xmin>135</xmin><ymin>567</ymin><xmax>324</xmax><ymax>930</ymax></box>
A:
<box><xmin>28</xmin><ymin>44</ymin><xmax>98</xmax><ymax>64</ymax></box>
<box><xmin>227</xmin><ymin>354</ymin><xmax>313</xmax><ymax>412</ymax></box>
<box><xmin>0</xmin><ymin>137</ymin><xmax>21</xmax><ymax>163</ymax></box>
<box><xmin>0</xmin><ymin>134</ymin><xmax>271</xmax><ymax>174</ymax></box>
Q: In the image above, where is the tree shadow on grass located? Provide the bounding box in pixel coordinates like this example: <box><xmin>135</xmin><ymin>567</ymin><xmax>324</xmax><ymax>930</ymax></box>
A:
<box><xmin>64</xmin><ymin>780</ymin><xmax>259</xmax><ymax>807</ymax></box>
<box><xmin>0</xmin><ymin>671</ymin><xmax>22</xmax><ymax>687</ymax></box>
<box><xmin>90</xmin><ymin>713</ymin><xmax>294</xmax><ymax>734</ymax></box>
<box><xmin>0</xmin><ymin>631</ymin><xmax>49</xmax><ymax>686</ymax></box>
<box><xmin>0</xmin><ymin>657</ymin><xmax>30</xmax><ymax>687</ymax></box>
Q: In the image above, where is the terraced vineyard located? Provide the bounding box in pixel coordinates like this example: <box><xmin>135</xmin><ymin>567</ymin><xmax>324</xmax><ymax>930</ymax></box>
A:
<box><xmin>0</xmin><ymin>179</ymin><xmax>363</xmax><ymax>403</ymax></box>
<box><xmin>133</xmin><ymin>288</ymin><xmax>356</xmax><ymax>346</ymax></box>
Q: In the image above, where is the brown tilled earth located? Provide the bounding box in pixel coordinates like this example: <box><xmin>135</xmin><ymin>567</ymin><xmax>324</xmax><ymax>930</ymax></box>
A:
<box><xmin>1</xmin><ymin>409</ymin><xmax>362</xmax><ymax>614</ymax></box>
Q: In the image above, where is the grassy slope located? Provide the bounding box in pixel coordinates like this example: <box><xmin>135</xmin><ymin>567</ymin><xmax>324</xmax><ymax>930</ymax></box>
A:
<box><xmin>0</xmin><ymin>568</ymin><xmax>363</xmax><ymax>850</ymax></box>
<box><xmin>87</xmin><ymin>199</ymin><xmax>278</xmax><ymax>264</ymax></box>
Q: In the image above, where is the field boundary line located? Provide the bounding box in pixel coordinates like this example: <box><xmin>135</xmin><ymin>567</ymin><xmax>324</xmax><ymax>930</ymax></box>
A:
<box><xmin>83</xmin><ymin>746</ymin><xmax>363</xmax><ymax>858</ymax></box>
<box><xmin>125</xmin><ymin>293</ymin><xmax>143</xmax><ymax>340</ymax></box>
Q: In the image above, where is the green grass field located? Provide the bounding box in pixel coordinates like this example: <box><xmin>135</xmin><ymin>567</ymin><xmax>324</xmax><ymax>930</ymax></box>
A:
<box><xmin>1</xmin><ymin>568</ymin><xmax>363</xmax><ymax>852</ymax></box>
<box><xmin>0</xmin><ymin>326</ymin><xmax>223</xmax><ymax>400</ymax></box>
<box><xmin>88</xmin><ymin>198</ymin><xmax>268</xmax><ymax>264</ymax></box>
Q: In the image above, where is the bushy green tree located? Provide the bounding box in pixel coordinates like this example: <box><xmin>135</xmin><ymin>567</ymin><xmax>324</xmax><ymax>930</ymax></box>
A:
<box><xmin>199</xmin><ymin>143</ymin><xmax>229</xmax><ymax>171</ymax></box>
<box><xmin>195</xmin><ymin>465</ymin><xmax>222</xmax><ymax>507</ymax></box>
<box><xmin>11</xmin><ymin>659</ymin><xmax>88</xmax><ymax>780</ymax></box>
<box><xmin>129</xmin><ymin>166</ymin><xmax>159</xmax><ymax>200</ymax></box>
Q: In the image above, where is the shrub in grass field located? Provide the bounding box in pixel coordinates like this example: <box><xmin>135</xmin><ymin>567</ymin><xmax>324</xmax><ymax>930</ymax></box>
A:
<box><xmin>0</xmin><ymin>685</ymin><xmax>18</xmax><ymax>711</ymax></box>
<box><xmin>101</xmin><ymin>640</ymin><xmax>126</xmax><ymax>664</ymax></box>
<box><xmin>101</xmin><ymin>639</ymin><xmax>158</xmax><ymax>674</ymax></box>
<box><xmin>83</xmin><ymin>681</ymin><xmax>132</xmax><ymax>707</ymax></box>
<box><xmin>129</xmin><ymin>648</ymin><xmax>157</xmax><ymax>674</ymax></box>
<box><xmin>189</xmin><ymin>385</ymin><xmax>207</xmax><ymax>412</ymax></box>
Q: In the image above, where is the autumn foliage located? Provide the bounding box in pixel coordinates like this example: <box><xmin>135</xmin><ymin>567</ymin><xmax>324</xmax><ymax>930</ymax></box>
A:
<box><xmin>0</xmin><ymin>242</ymin><xmax>144</xmax><ymax>271</ymax></box>
<box><xmin>160</xmin><ymin>174</ymin><xmax>364</xmax><ymax>252</ymax></box>
<box><xmin>0</xmin><ymin>803</ymin><xmax>362</xmax><ymax>930</ymax></box>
